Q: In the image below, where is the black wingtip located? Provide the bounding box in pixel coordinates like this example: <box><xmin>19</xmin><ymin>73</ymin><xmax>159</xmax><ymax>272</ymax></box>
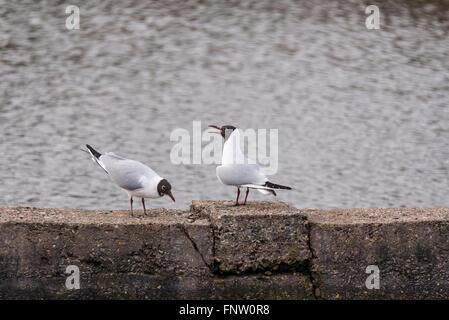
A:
<box><xmin>86</xmin><ymin>144</ymin><xmax>102</xmax><ymax>159</ymax></box>
<box><xmin>265</xmin><ymin>181</ymin><xmax>292</xmax><ymax>190</ymax></box>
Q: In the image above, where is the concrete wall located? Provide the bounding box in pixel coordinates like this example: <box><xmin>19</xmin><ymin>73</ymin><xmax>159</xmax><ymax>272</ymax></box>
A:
<box><xmin>0</xmin><ymin>202</ymin><xmax>448</xmax><ymax>299</ymax></box>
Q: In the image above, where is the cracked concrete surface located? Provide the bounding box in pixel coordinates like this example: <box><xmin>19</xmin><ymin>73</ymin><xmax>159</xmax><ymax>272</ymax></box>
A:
<box><xmin>1</xmin><ymin>204</ymin><xmax>449</xmax><ymax>299</ymax></box>
<box><xmin>179</xmin><ymin>224</ymin><xmax>214</xmax><ymax>273</ymax></box>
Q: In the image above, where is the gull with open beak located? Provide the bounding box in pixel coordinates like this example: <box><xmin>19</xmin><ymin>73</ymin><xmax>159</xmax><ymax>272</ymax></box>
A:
<box><xmin>85</xmin><ymin>144</ymin><xmax>175</xmax><ymax>216</ymax></box>
<box><xmin>209</xmin><ymin>125</ymin><xmax>291</xmax><ymax>206</ymax></box>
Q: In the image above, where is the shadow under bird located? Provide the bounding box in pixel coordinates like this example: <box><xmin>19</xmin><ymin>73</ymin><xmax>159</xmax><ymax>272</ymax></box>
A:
<box><xmin>209</xmin><ymin>125</ymin><xmax>292</xmax><ymax>206</ymax></box>
<box><xmin>85</xmin><ymin>144</ymin><xmax>175</xmax><ymax>215</ymax></box>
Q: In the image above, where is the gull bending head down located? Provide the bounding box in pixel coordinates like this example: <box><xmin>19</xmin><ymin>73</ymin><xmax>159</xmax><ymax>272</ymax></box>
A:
<box><xmin>85</xmin><ymin>144</ymin><xmax>175</xmax><ymax>216</ymax></box>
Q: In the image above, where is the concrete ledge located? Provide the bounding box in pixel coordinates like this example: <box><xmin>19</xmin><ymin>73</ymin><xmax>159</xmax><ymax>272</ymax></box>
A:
<box><xmin>0</xmin><ymin>205</ymin><xmax>448</xmax><ymax>299</ymax></box>
<box><xmin>0</xmin><ymin>207</ymin><xmax>213</xmax><ymax>299</ymax></box>
<box><xmin>190</xmin><ymin>200</ymin><xmax>310</xmax><ymax>274</ymax></box>
<box><xmin>305</xmin><ymin>208</ymin><xmax>449</xmax><ymax>299</ymax></box>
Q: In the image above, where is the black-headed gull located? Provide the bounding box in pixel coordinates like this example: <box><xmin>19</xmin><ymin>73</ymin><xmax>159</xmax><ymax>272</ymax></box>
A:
<box><xmin>85</xmin><ymin>144</ymin><xmax>175</xmax><ymax>215</ymax></box>
<box><xmin>209</xmin><ymin>125</ymin><xmax>291</xmax><ymax>206</ymax></box>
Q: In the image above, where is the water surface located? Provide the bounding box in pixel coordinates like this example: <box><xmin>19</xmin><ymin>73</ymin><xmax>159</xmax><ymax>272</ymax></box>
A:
<box><xmin>1</xmin><ymin>0</ymin><xmax>448</xmax><ymax>210</ymax></box>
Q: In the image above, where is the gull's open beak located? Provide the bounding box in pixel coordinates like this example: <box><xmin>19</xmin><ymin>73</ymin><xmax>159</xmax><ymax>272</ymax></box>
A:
<box><xmin>167</xmin><ymin>191</ymin><xmax>175</xmax><ymax>202</ymax></box>
<box><xmin>208</xmin><ymin>125</ymin><xmax>221</xmax><ymax>134</ymax></box>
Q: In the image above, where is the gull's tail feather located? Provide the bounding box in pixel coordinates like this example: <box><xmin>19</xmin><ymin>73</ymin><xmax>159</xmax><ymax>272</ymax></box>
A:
<box><xmin>264</xmin><ymin>181</ymin><xmax>292</xmax><ymax>190</ymax></box>
<box><xmin>85</xmin><ymin>144</ymin><xmax>107</xmax><ymax>173</ymax></box>
<box><xmin>240</xmin><ymin>183</ymin><xmax>281</xmax><ymax>196</ymax></box>
<box><xmin>241</xmin><ymin>181</ymin><xmax>291</xmax><ymax>196</ymax></box>
<box><xmin>258</xmin><ymin>189</ymin><xmax>277</xmax><ymax>196</ymax></box>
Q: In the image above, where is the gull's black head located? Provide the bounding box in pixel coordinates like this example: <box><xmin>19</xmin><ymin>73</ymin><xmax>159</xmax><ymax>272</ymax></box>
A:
<box><xmin>157</xmin><ymin>179</ymin><xmax>175</xmax><ymax>202</ymax></box>
<box><xmin>208</xmin><ymin>125</ymin><xmax>236</xmax><ymax>139</ymax></box>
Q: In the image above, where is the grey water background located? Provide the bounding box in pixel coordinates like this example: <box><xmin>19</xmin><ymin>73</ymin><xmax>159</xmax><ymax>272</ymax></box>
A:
<box><xmin>1</xmin><ymin>0</ymin><xmax>448</xmax><ymax>211</ymax></box>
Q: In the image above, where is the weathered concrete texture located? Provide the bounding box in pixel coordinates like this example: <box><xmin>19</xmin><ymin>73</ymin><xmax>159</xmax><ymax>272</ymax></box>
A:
<box><xmin>0</xmin><ymin>205</ymin><xmax>313</xmax><ymax>299</ymax></box>
<box><xmin>212</xmin><ymin>273</ymin><xmax>313</xmax><ymax>300</ymax></box>
<box><xmin>1</xmin><ymin>205</ymin><xmax>449</xmax><ymax>299</ymax></box>
<box><xmin>1</xmin><ymin>274</ymin><xmax>214</xmax><ymax>300</ymax></box>
<box><xmin>0</xmin><ymin>207</ymin><xmax>214</xmax><ymax>299</ymax></box>
<box><xmin>305</xmin><ymin>208</ymin><xmax>449</xmax><ymax>299</ymax></box>
<box><xmin>191</xmin><ymin>201</ymin><xmax>310</xmax><ymax>274</ymax></box>
<box><xmin>1</xmin><ymin>272</ymin><xmax>313</xmax><ymax>300</ymax></box>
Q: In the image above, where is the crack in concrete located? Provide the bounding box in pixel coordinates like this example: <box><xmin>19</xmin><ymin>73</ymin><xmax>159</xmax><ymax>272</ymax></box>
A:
<box><xmin>183</xmin><ymin>208</ymin><xmax>319</xmax><ymax>299</ymax></box>
<box><xmin>179</xmin><ymin>224</ymin><xmax>214</xmax><ymax>273</ymax></box>
<box><xmin>304</xmin><ymin>219</ymin><xmax>320</xmax><ymax>299</ymax></box>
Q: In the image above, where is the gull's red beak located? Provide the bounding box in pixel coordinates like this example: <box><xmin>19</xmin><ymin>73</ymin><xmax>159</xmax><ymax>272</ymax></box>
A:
<box><xmin>208</xmin><ymin>125</ymin><xmax>221</xmax><ymax>134</ymax></box>
<box><xmin>167</xmin><ymin>191</ymin><xmax>175</xmax><ymax>202</ymax></box>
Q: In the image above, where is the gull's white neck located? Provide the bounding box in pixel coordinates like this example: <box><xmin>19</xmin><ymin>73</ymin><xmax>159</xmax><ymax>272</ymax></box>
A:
<box><xmin>222</xmin><ymin>129</ymin><xmax>247</xmax><ymax>165</ymax></box>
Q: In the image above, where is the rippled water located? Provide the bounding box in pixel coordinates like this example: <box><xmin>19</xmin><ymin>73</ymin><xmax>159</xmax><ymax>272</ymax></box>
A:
<box><xmin>1</xmin><ymin>0</ymin><xmax>448</xmax><ymax>211</ymax></box>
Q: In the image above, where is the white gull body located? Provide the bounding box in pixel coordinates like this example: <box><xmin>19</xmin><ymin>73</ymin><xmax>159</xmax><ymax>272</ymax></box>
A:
<box><xmin>216</xmin><ymin>129</ymin><xmax>274</xmax><ymax>195</ymax></box>
<box><xmin>91</xmin><ymin>151</ymin><xmax>164</xmax><ymax>199</ymax></box>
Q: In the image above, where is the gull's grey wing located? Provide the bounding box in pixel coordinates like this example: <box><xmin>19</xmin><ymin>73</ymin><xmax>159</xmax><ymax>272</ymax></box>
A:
<box><xmin>216</xmin><ymin>164</ymin><xmax>267</xmax><ymax>186</ymax></box>
<box><xmin>100</xmin><ymin>153</ymin><xmax>156</xmax><ymax>191</ymax></box>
